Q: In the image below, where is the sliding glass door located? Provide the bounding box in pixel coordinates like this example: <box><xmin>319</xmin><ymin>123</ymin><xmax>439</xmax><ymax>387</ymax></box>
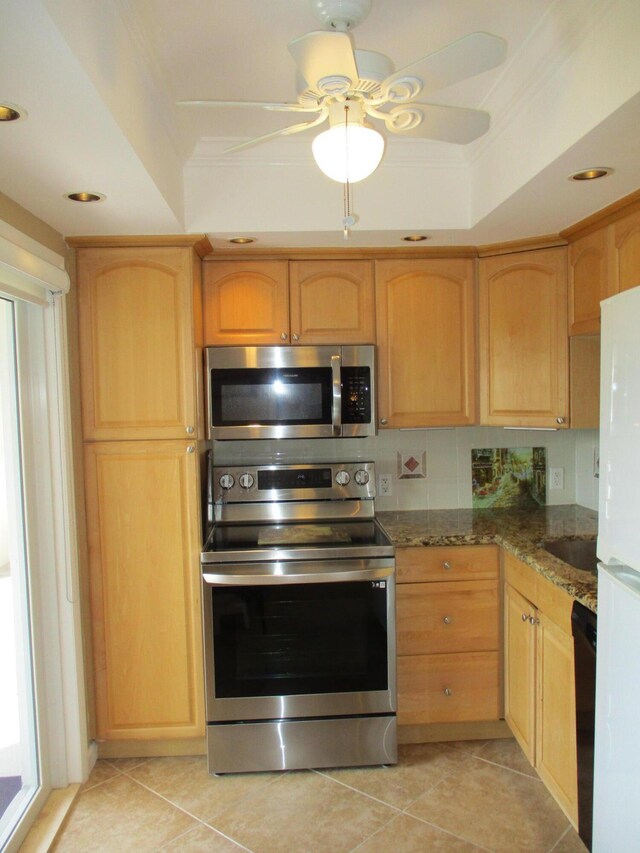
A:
<box><xmin>0</xmin><ymin>296</ymin><xmax>41</xmax><ymax>848</ymax></box>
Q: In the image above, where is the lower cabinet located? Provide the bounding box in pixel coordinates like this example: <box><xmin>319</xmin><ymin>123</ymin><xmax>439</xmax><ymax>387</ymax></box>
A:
<box><xmin>396</xmin><ymin>546</ymin><xmax>500</xmax><ymax>727</ymax></box>
<box><xmin>504</xmin><ymin>552</ymin><xmax>578</xmax><ymax>825</ymax></box>
<box><xmin>84</xmin><ymin>440</ymin><xmax>205</xmax><ymax>742</ymax></box>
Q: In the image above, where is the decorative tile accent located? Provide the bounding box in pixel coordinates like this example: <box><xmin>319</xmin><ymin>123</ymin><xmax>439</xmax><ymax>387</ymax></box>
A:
<box><xmin>397</xmin><ymin>451</ymin><xmax>427</xmax><ymax>480</ymax></box>
<box><xmin>471</xmin><ymin>447</ymin><xmax>546</xmax><ymax>508</ymax></box>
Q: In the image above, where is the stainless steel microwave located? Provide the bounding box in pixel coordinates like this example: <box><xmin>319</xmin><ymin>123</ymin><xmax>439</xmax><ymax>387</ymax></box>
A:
<box><xmin>205</xmin><ymin>345</ymin><xmax>376</xmax><ymax>440</ymax></box>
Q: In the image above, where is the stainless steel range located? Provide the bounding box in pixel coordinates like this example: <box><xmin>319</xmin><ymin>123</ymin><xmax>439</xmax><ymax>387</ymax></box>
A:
<box><xmin>200</xmin><ymin>458</ymin><xmax>397</xmax><ymax>774</ymax></box>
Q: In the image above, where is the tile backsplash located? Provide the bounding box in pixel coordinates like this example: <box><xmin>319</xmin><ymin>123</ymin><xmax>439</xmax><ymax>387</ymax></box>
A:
<box><xmin>212</xmin><ymin>426</ymin><xmax>600</xmax><ymax>512</ymax></box>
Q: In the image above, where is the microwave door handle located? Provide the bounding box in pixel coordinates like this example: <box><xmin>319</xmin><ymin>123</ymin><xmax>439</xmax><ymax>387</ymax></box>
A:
<box><xmin>331</xmin><ymin>354</ymin><xmax>342</xmax><ymax>436</ymax></box>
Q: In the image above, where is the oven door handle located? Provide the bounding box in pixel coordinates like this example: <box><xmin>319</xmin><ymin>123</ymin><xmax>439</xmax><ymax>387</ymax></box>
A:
<box><xmin>202</xmin><ymin>559</ymin><xmax>394</xmax><ymax>586</ymax></box>
<box><xmin>331</xmin><ymin>353</ymin><xmax>342</xmax><ymax>437</ymax></box>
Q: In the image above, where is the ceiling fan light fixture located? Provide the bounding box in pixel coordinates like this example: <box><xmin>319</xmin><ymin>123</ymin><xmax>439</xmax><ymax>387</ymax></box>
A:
<box><xmin>312</xmin><ymin>122</ymin><xmax>384</xmax><ymax>182</ymax></box>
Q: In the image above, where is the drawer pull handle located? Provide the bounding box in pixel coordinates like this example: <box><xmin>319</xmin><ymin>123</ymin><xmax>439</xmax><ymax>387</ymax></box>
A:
<box><xmin>443</xmin><ymin>616</ymin><xmax>453</xmax><ymax>625</ymax></box>
<box><xmin>443</xmin><ymin>561</ymin><xmax>452</xmax><ymax>571</ymax></box>
<box><xmin>444</xmin><ymin>688</ymin><xmax>453</xmax><ymax>697</ymax></box>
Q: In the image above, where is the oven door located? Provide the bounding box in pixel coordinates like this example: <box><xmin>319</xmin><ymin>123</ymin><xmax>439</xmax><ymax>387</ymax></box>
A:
<box><xmin>202</xmin><ymin>559</ymin><xmax>396</xmax><ymax>722</ymax></box>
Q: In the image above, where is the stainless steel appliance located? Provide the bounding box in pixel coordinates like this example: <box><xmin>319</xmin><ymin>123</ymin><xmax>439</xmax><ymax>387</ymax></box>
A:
<box><xmin>200</xmin><ymin>459</ymin><xmax>396</xmax><ymax>774</ymax></box>
<box><xmin>205</xmin><ymin>345</ymin><xmax>376</xmax><ymax>440</ymax></box>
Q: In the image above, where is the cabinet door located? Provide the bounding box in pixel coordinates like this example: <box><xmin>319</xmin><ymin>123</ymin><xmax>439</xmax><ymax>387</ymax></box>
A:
<box><xmin>203</xmin><ymin>260</ymin><xmax>289</xmax><ymax>344</ymax></box>
<box><xmin>536</xmin><ymin>614</ymin><xmax>578</xmax><ymax>824</ymax></box>
<box><xmin>479</xmin><ymin>248</ymin><xmax>569</xmax><ymax>427</ymax></box>
<box><xmin>568</xmin><ymin>228</ymin><xmax>609</xmax><ymax>335</ymax></box>
<box><xmin>376</xmin><ymin>259</ymin><xmax>476</xmax><ymax>428</ymax></box>
<box><xmin>610</xmin><ymin>207</ymin><xmax>640</xmax><ymax>294</ymax></box>
<box><xmin>504</xmin><ymin>583</ymin><xmax>536</xmax><ymax>763</ymax></box>
<box><xmin>397</xmin><ymin>651</ymin><xmax>500</xmax><ymax>725</ymax></box>
<box><xmin>289</xmin><ymin>260</ymin><xmax>375</xmax><ymax>344</ymax></box>
<box><xmin>84</xmin><ymin>440</ymin><xmax>204</xmax><ymax>741</ymax></box>
<box><xmin>77</xmin><ymin>247</ymin><xmax>198</xmax><ymax>440</ymax></box>
<box><xmin>397</xmin><ymin>580</ymin><xmax>498</xmax><ymax>655</ymax></box>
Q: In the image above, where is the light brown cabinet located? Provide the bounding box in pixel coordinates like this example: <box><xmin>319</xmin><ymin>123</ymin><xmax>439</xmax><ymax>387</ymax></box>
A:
<box><xmin>396</xmin><ymin>546</ymin><xmax>500</xmax><ymax>728</ymax></box>
<box><xmin>479</xmin><ymin>247</ymin><xmax>569</xmax><ymax>428</ymax></box>
<box><xmin>203</xmin><ymin>259</ymin><xmax>375</xmax><ymax>346</ymax></box>
<box><xmin>610</xmin><ymin>206</ymin><xmax>640</xmax><ymax>294</ymax></box>
<box><xmin>75</xmin><ymin>241</ymin><xmax>207</xmax><ymax>749</ymax></box>
<box><xmin>77</xmin><ymin>246</ymin><xmax>202</xmax><ymax>441</ymax></box>
<box><xmin>84</xmin><ymin>440</ymin><xmax>204</xmax><ymax>741</ymax></box>
<box><xmin>375</xmin><ymin>258</ymin><xmax>477</xmax><ymax>428</ymax></box>
<box><xmin>504</xmin><ymin>552</ymin><xmax>578</xmax><ymax>825</ymax></box>
<box><xmin>568</xmin><ymin>228</ymin><xmax>609</xmax><ymax>335</ymax></box>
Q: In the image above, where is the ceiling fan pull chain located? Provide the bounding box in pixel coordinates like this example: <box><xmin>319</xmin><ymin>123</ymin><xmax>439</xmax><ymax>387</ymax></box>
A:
<box><xmin>343</xmin><ymin>103</ymin><xmax>352</xmax><ymax>240</ymax></box>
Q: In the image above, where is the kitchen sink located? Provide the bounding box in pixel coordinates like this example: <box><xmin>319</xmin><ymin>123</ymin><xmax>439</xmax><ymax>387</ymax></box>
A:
<box><xmin>540</xmin><ymin>538</ymin><xmax>598</xmax><ymax>574</ymax></box>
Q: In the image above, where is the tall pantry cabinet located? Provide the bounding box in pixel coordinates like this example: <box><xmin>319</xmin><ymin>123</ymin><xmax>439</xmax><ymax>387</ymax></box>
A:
<box><xmin>74</xmin><ymin>239</ymin><xmax>209</xmax><ymax>748</ymax></box>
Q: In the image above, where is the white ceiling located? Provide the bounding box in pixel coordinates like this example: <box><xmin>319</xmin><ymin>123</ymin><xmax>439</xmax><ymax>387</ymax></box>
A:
<box><xmin>1</xmin><ymin>0</ymin><xmax>640</xmax><ymax>248</ymax></box>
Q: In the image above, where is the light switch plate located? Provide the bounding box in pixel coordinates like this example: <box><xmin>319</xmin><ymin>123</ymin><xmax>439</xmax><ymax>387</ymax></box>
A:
<box><xmin>549</xmin><ymin>467</ymin><xmax>564</xmax><ymax>490</ymax></box>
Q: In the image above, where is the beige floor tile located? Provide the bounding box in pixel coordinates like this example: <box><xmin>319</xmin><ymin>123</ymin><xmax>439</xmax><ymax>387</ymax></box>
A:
<box><xmin>208</xmin><ymin>769</ymin><xmax>398</xmax><ymax>853</ymax></box>
<box><xmin>158</xmin><ymin>823</ymin><xmax>247</xmax><ymax>851</ymax></box>
<box><xmin>356</xmin><ymin>813</ymin><xmax>483</xmax><ymax>852</ymax></box>
<box><xmin>52</xmin><ymin>775</ymin><xmax>198</xmax><ymax>853</ymax></box>
<box><xmin>475</xmin><ymin>737</ymin><xmax>538</xmax><ymax>778</ymax></box>
<box><xmin>81</xmin><ymin>760</ymin><xmax>121</xmax><ymax>791</ymax></box>
<box><xmin>106</xmin><ymin>756</ymin><xmax>153</xmax><ymax>772</ymax></box>
<box><xmin>552</xmin><ymin>826</ymin><xmax>589</xmax><ymax>852</ymax></box>
<box><xmin>128</xmin><ymin>755</ymin><xmax>281</xmax><ymax>821</ymax></box>
<box><xmin>406</xmin><ymin>758</ymin><xmax>570</xmax><ymax>852</ymax></box>
<box><xmin>442</xmin><ymin>738</ymin><xmax>509</xmax><ymax>756</ymax></box>
<box><xmin>320</xmin><ymin>742</ymin><xmax>472</xmax><ymax>809</ymax></box>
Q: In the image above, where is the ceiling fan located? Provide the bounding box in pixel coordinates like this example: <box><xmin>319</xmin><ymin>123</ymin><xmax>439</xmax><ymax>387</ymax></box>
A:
<box><xmin>178</xmin><ymin>0</ymin><xmax>508</xmax><ymax>179</ymax></box>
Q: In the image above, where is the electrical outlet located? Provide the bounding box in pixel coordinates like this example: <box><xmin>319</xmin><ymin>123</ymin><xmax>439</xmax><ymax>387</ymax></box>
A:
<box><xmin>549</xmin><ymin>467</ymin><xmax>564</xmax><ymax>490</ymax></box>
<box><xmin>378</xmin><ymin>474</ymin><xmax>392</xmax><ymax>496</ymax></box>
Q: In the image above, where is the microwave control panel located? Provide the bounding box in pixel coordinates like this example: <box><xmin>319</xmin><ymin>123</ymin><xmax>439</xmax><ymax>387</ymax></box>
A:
<box><xmin>341</xmin><ymin>366</ymin><xmax>372</xmax><ymax>424</ymax></box>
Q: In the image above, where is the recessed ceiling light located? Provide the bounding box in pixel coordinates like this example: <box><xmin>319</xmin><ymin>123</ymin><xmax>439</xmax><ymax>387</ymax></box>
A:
<box><xmin>568</xmin><ymin>167</ymin><xmax>613</xmax><ymax>181</ymax></box>
<box><xmin>0</xmin><ymin>102</ymin><xmax>27</xmax><ymax>122</ymax></box>
<box><xmin>65</xmin><ymin>191</ymin><xmax>106</xmax><ymax>203</ymax></box>
<box><xmin>229</xmin><ymin>237</ymin><xmax>255</xmax><ymax>244</ymax></box>
<box><xmin>402</xmin><ymin>234</ymin><xmax>430</xmax><ymax>242</ymax></box>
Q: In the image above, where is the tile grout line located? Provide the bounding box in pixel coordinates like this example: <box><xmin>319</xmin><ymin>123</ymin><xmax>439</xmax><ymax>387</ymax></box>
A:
<box><xmin>547</xmin><ymin>822</ymin><xmax>577</xmax><ymax>852</ymax></box>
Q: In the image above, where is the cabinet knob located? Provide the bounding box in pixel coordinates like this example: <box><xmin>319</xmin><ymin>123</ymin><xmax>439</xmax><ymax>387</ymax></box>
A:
<box><xmin>522</xmin><ymin>613</ymin><xmax>529</xmax><ymax>622</ymax></box>
<box><xmin>380</xmin><ymin>418</ymin><xmax>388</xmax><ymax>426</ymax></box>
<box><xmin>443</xmin><ymin>616</ymin><xmax>453</xmax><ymax>625</ymax></box>
<box><xmin>186</xmin><ymin>425</ymin><xmax>195</xmax><ymax>435</ymax></box>
<box><xmin>443</xmin><ymin>561</ymin><xmax>452</xmax><ymax>571</ymax></box>
<box><xmin>187</xmin><ymin>445</ymin><xmax>195</xmax><ymax>454</ymax></box>
<box><xmin>529</xmin><ymin>615</ymin><xmax>540</xmax><ymax>625</ymax></box>
<box><xmin>292</xmin><ymin>333</ymin><xmax>300</xmax><ymax>342</ymax></box>
<box><xmin>443</xmin><ymin>688</ymin><xmax>453</xmax><ymax>697</ymax></box>
<box><xmin>280</xmin><ymin>332</ymin><xmax>288</xmax><ymax>341</ymax></box>
<box><xmin>556</xmin><ymin>417</ymin><xmax>565</xmax><ymax>424</ymax></box>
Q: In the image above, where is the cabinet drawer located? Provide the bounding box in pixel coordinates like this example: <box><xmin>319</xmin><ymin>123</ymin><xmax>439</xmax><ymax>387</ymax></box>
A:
<box><xmin>398</xmin><ymin>651</ymin><xmax>500</xmax><ymax>725</ymax></box>
<box><xmin>397</xmin><ymin>580</ymin><xmax>498</xmax><ymax>655</ymax></box>
<box><xmin>396</xmin><ymin>545</ymin><xmax>498</xmax><ymax>583</ymax></box>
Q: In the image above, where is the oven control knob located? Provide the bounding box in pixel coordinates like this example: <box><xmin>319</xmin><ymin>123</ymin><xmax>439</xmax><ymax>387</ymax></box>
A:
<box><xmin>335</xmin><ymin>470</ymin><xmax>351</xmax><ymax>486</ymax></box>
<box><xmin>219</xmin><ymin>473</ymin><xmax>235</xmax><ymax>490</ymax></box>
<box><xmin>354</xmin><ymin>469</ymin><xmax>370</xmax><ymax>486</ymax></box>
<box><xmin>239</xmin><ymin>472</ymin><xmax>255</xmax><ymax>490</ymax></box>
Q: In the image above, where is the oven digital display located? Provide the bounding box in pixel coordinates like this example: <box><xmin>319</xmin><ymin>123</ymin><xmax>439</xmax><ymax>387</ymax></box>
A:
<box><xmin>257</xmin><ymin>467</ymin><xmax>332</xmax><ymax>491</ymax></box>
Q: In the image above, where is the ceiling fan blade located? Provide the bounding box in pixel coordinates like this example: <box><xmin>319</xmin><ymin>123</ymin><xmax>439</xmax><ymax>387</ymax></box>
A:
<box><xmin>384</xmin><ymin>103</ymin><xmax>490</xmax><ymax>144</ymax></box>
<box><xmin>177</xmin><ymin>100</ymin><xmax>322</xmax><ymax>113</ymax></box>
<box><xmin>382</xmin><ymin>32</ymin><xmax>507</xmax><ymax>102</ymax></box>
<box><xmin>224</xmin><ymin>112</ymin><xmax>328</xmax><ymax>153</ymax></box>
<box><xmin>288</xmin><ymin>31</ymin><xmax>358</xmax><ymax>90</ymax></box>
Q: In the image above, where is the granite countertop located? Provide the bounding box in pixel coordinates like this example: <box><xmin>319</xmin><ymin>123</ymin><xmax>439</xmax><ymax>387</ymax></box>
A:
<box><xmin>377</xmin><ymin>505</ymin><xmax>598</xmax><ymax>612</ymax></box>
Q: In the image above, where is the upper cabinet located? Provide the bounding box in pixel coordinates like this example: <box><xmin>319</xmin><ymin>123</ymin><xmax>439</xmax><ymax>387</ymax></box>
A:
<box><xmin>610</xmin><ymin>206</ymin><xmax>640</xmax><ymax>294</ymax></box>
<box><xmin>77</xmin><ymin>246</ymin><xmax>202</xmax><ymax>441</ymax></box>
<box><xmin>479</xmin><ymin>247</ymin><xmax>569</xmax><ymax>428</ymax></box>
<box><xmin>568</xmin><ymin>228</ymin><xmax>609</xmax><ymax>335</ymax></box>
<box><xmin>375</xmin><ymin>258</ymin><xmax>477</xmax><ymax>428</ymax></box>
<box><xmin>203</xmin><ymin>259</ymin><xmax>375</xmax><ymax>346</ymax></box>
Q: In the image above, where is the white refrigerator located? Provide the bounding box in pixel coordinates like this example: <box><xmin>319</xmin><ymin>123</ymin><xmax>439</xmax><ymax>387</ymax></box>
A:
<box><xmin>593</xmin><ymin>286</ymin><xmax>640</xmax><ymax>852</ymax></box>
